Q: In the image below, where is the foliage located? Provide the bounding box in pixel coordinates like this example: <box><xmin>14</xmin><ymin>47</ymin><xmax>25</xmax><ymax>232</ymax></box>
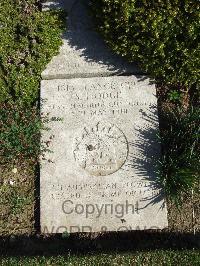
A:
<box><xmin>0</xmin><ymin>0</ymin><xmax>65</xmax><ymax>163</ymax></box>
<box><xmin>0</xmin><ymin>0</ymin><xmax>65</xmax><ymax>105</ymax></box>
<box><xmin>89</xmin><ymin>0</ymin><xmax>200</xmax><ymax>91</ymax></box>
<box><xmin>1</xmin><ymin>250</ymin><xmax>200</xmax><ymax>265</ymax></box>
<box><xmin>0</xmin><ymin>161</ymin><xmax>35</xmax><ymax>236</ymax></box>
<box><xmin>0</xmin><ymin>184</ymin><xmax>32</xmax><ymax>215</ymax></box>
<box><xmin>168</xmin><ymin>90</ymin><xmax>183</xmax><ymax>103</ymax></box>
<box><xmin>0</xmin><ymin>0</ymin><xmax>65</xmax><ymax>236</ymax></box>
<box><xmin>158</xmin><ymin>107</ymin><xmax>200</xmax><ymax>204</ymax></box>
<box><xmin>0</xmin><ymin>103</ymin><xmax>57</xmax><ymax>164</ymax></box>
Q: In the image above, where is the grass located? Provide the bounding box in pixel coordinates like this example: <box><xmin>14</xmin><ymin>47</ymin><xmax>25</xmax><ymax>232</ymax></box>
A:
<box><xmin>0</xmin><ymin>162</ymin><xmax>35</xmax><ymax>236</ymax></box>
<box><xmin>0</xmin><ymin>250</ymin><xmax>200</xmax><ymax>265</ymax></box>
<box><xmin>158</xmin><ymin>106</ymin><xmax>200</xmax><ymax>205</ymax></box>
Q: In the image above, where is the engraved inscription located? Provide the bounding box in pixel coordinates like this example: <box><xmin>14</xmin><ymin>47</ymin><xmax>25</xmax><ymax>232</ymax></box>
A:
<box><xmin>73</xmin><ymin>121</ymin><xmax>128</xmax><ymax>176</ymax></box>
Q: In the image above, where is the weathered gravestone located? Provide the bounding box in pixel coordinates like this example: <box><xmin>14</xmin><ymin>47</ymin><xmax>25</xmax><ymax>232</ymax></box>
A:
<box><xmin>40</xmin><ymin>0</ymin><xmax>168</xmax><ymax>233</ymax></box>
<box><xmin>40</xmin><ymin>76</ymin><xmax>168</xmax><ymax>233</ymax></box>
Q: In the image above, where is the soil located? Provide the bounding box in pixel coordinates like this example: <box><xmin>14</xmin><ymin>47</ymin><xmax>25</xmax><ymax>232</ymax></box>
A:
<box><xmin>0</xmin><ymin>161</ymin><xmax>35</xmax><ymax>236</ymax></box>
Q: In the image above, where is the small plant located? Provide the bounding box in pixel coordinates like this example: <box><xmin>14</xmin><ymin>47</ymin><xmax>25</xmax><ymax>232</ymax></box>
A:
<box><xmin>62</xmin><ymin>231</ymin><xmax>70</xmax><ymax>238</ymax></box>
<box><xmin>0</xmin><ymin>103</ymin><xmax>56</xmax><ymax>165</ymax></box>
<box><xmin>158</xmin><ymin>107</ymin><xmax>200</xmax><ymax>205</ymax></box>
<box><xmin>168</xmin><ymin>90</ymin><xmax>182</xmax><ymax>103</ymax></box>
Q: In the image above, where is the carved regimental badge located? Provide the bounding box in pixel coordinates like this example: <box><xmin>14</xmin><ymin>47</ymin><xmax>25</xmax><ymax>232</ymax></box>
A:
<box><xmin>73</xmin><ymin>122</ymin><xmax>128</xmax><ymax>176</ymax></box>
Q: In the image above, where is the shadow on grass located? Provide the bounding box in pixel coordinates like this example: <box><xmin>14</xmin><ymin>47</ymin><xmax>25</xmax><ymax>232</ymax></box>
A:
<box><xmin>0</xmin><ymin>231</ymin><xmax>199</xmax><ymax>256</ymax></box>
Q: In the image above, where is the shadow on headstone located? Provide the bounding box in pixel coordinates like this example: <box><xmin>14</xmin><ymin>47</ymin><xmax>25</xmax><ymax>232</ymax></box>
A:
<box><xmin>127</xmin><ymin>106</ymin><xmax>165</xmax><ymax>210</ymax></box>
<box><xmin>42</xmin><ymin>0</ymin><xmax>143</xmax><ymax>79</ymax></box>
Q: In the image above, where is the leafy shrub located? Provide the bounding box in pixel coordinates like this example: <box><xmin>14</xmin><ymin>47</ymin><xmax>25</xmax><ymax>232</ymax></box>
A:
<box><xmin>0</xmin><ymin>103</ymin><xmax>60</xmax><ymax>164</ymax></box>
<box><xmin>89</xmin><ymin>0</ymin><xmax>200</xmax><ymax>91</ymax></box>
<box><xmin>0</xmin><ymin>0</ymin><xmax>65</xmax><ymax>105</ymax></box>
<box><xmin>158</xmin><ymin>107</ymin><xmax>200</xmax><ymax>204</ymax></box>
<box><xmin>0</xmin><ymin>103</ymin><xmax>41</xmax><ymax>164</ymax></box>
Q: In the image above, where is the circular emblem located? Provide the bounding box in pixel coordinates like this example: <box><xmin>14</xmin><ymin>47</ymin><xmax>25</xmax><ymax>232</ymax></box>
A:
<box><xmin>73</xmin><ymin>122</ymin><xmax>128</xmax><ymax>176</ymax></box>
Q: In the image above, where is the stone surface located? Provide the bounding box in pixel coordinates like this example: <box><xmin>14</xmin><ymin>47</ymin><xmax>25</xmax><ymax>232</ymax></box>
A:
<box><xmin>40</xmin><ymin>76</ymin><xmax>168</xmax><ymax>233</ymax></box>
<box><xmin>42</xmin><ymin>0</ymin><xmax>75</xmax><ymax>12</ymax></box>
<box><xmin>42</xmin><ymin>0</ymin><xmax>142</xmax><ymax>79</ymax></box>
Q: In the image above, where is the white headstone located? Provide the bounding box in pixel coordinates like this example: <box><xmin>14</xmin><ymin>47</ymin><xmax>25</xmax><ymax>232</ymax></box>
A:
<box><xmin>40</xmin><ymin>76</ymin><xmax>168</xmax><ymax>233</ymax></box>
